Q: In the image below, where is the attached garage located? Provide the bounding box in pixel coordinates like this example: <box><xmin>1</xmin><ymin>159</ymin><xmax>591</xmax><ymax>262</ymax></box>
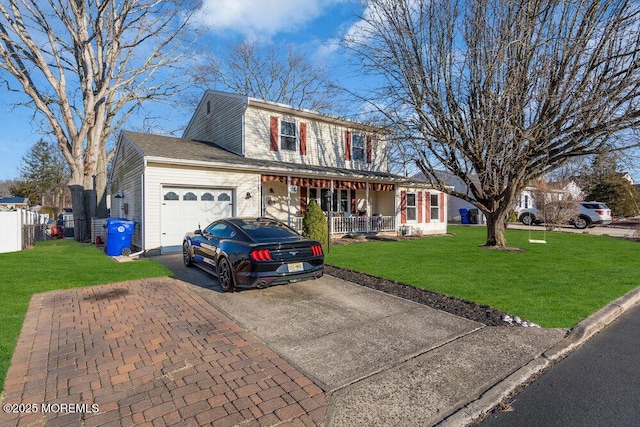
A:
<box><xmin>160</xmin><ymin>187</ymin><xmax>234</xmax><ymax>253</ymax></box>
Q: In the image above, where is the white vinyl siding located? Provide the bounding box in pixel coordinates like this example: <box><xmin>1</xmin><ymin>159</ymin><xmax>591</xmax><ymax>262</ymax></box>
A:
<box><xmin>143</xmin><ymin>165</ymin><xmax>260</xmax><ymax>253</ymax></box>
<box><xmin>183</xmin><ymin>92</ymin><xmax>245</xmax><ymax>156</ymax></box>
<box><xmin>110</xmin><ymin>135</ymin><xmax>145</xmax><ymax>249</ymax></box>
<box><xmin>244</xmin><ymin>105</ymin><xmax>388</xmax><ymax>171</ymax></box>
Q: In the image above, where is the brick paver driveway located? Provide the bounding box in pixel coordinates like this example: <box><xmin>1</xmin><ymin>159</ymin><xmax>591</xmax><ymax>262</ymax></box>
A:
<box><xmin>0</xmin><ymin>278</ymin><xmax>327</xmax><ymax>426</ymax></box>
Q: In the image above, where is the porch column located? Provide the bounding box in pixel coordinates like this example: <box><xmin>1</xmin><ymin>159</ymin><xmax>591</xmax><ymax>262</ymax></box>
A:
<box><xmin>287</xmin><ymin>176</ymin><xmax>291</xmax><ymax>226</ymax></box>
<box><xmin>330</xmin><ymin>180</ymin><xmax>334</xmax><ymax>236</ymax></box>
<box><xmin>366</xmin><ymin>183</ymin><xmax>370</xmax><ymax>233</ymax></box>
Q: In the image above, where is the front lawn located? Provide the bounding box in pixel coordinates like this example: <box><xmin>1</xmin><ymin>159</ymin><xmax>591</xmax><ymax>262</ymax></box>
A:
<box><xmin>325</xmin><ymin>225</ymin><xmax>640</xmax><ymax>329</ymax></box>
<box><xmin>0</xmin><ymin>239</ymin><xmax>171</xmax><ymax>389</ymax></box>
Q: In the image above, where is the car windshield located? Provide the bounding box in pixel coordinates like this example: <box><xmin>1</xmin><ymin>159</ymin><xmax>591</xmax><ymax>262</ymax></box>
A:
<box><xmin>236</xmin><ymin>219</ymin><xmax>300</xmax><ymax>241</ymax></box>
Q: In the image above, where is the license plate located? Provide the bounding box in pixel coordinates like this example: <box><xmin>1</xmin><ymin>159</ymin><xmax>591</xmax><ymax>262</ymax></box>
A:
<box><xmin>288</xmin><ymin>262</ymin><xmax>304</xmax><ymax>272</ymax></box>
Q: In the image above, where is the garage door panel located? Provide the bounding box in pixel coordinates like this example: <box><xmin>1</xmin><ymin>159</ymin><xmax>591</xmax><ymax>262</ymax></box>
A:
<box><xmin>161</xmin><ymin>188</ymin><xmax>233</xmax><ymax>253</ymax></box>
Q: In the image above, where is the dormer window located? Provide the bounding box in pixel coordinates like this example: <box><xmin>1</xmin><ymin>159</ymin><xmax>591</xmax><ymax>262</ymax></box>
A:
<box><xmin>280</xmin><ymin>119</ymin><xmax>297</xmax><ymax>151</ymax></box>
<box><xmin>352</xmin><ymin>134</ymin><xmax>365</xmax><ymax>162</ymax></box>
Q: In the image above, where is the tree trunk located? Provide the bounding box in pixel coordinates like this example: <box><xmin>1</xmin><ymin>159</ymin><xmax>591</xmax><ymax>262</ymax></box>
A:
<box><xmin>95</xmin><ymin>152</ymin><xmax>109</xmax><ymax>218</ymax></box>
<box><xmin>69</xmin><ymin>184</ymin><xmax>89</xmax><ymax>242</ymax></box>
<box><xmin>484</xmin><ymin>210</ymin><xmax>508</xmax><ymax>247</ymax></box>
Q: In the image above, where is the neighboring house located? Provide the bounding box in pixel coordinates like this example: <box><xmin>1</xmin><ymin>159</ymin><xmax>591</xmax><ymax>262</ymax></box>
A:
<box><xmin>436</xmin><ymin>172</ymin><xmax>485</xmax><ymax>224</ymax></box>
<box><xmin>0</xmin><ymin>197</ymin><xmax>29</xmax><ymax>211</ymax></box>
<box><xmin>514</xmin><ymin>179</ymin><xmax>584</xmax><ymax>214</ymax></box>
<box><xmin>110</xmin><ymin>90</ymin><xmax>448</xmax><ymax>255</ymax></box>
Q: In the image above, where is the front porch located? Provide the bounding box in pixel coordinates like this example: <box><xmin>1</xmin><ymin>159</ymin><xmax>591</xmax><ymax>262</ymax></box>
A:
<box><xmin>262</xmin><ymin>174</ymin><xmax>397</xmax><ymax>233</ymax></box>
<box><xmin>260</xmin><ymin>173</ymin><xmax>447</xmax><ymax>237</ymax></box>
<box><xmin>291</xmin><ymin>214</ymin><xmax>397</xmax><ymax>235</ymax></box>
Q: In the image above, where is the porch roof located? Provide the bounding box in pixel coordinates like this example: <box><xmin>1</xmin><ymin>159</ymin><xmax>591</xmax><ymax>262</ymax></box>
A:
<box><xmin>121</xmin><ymin>131</ymin><xmax>432</xmax><ymax>188</ymax></box>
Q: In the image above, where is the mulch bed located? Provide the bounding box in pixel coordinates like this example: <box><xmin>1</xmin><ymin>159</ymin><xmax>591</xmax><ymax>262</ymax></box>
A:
<box><xmin>324</xmin><ymin>264</ymin><xmax>511</xmax><ymax>326</ymax></box>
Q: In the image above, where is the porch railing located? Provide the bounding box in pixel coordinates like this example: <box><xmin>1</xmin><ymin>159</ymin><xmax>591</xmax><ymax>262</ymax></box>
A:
<box><xmin>291</xmin><ymin>215</ymin><xmax>396</xmax><ymax>235</ymax></box>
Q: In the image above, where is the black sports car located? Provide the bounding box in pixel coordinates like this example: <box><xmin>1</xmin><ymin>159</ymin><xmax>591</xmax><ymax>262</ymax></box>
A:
<box><xmin>182</xmin><ymin>217</ymin><xmax>324</xmax><ymax>291</ymax></box>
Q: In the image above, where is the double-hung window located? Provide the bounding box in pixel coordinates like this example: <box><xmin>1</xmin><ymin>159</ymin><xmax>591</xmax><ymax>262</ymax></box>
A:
<box><xmin>406</xmin><ymin>193</ymin><xmax>417</xmax><ymax>221</ymax></box>
<box><xmin>430</xmin><ymin>194</ymin><xmax>439</xmax><ymax>220</ymax></box>
<box><xmin>352</xmin><ymin>133</ymin><xmax>365</xmax><ymax>162</ymax></box>
<box><xmin>280</xmin><ymin>119</ymin><xmax>297</xmax><ymax>151</ymax></box>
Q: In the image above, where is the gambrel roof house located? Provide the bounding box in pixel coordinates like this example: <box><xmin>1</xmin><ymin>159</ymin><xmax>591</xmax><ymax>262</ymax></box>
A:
<box><xmin>110</xmin><ymin>90</ymin><xmax>447</xmax><ymax>255</ymax></box>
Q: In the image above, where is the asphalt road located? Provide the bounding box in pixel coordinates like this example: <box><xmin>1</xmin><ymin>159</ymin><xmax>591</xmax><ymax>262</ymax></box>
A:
<box><xmin>479</xmin><ymin>303</ymin><xmax>640</xmax><ymax>427</ymax></box>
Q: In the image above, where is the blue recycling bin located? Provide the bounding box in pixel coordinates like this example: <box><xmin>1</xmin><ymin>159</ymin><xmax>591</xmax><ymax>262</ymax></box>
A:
<box><xmin>104</xmin><ymin>218</ymin><xmax>136</xmax><ymax>256</ymax></box>
<box><xmin>459</xmin><ymin>208</ymin><xmax>470</xmax><ymax>224</ymax></box>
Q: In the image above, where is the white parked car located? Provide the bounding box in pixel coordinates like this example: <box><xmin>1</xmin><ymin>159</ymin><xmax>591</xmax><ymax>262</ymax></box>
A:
<box><xmin>571</xmin><ymin>201</ymin><xmax>612</xmax><ymax>229</ymax></box>
<box><xmin>517</xmin><ymin>201</ymin><xmax>612</xmax><ymax>229</ymax></box>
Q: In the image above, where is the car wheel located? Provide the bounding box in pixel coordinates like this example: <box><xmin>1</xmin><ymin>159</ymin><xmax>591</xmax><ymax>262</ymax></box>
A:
<box><xmin>182</xmin><ymin>241</ymin><xmax>193</xmax><ymax>267</ymax></box>
<box><xmin>218</xmin><ymin>257</ymin><xmax>235</xmax><ymax>292</ymax></box>
<box><xmin>574</xmin><ymin>216</ymin><xmax>590</xmax><ymax>229</ymax></box>
<box><xmin>520</xmin><ymin>213</ymin><xmax>535</xmax><ymax>226</ymax></box>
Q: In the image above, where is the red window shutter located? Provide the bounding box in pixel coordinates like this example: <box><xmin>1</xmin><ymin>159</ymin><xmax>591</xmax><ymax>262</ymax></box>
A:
<box><xmin>299</xmin><ymin>122</ymin><xmax>307</xmax><ymax>155</ymax></box>
<box><xmin>270</xmin><ymin>116</ymin><xmax>279</xmax><ymax>151</ymax></box>
<box><xmin>425</xmin><ymin>192</ymin><xmax>431</xmax><ymax>223</ymax></box>
<box><xmin>417</xmin><ymin>191</ymin><xmax>423</xmax><ymax>223</ymax></box>
<box><xmin>400</xmin><ymin>191</ymin><xmax>407</xmax><ymax>224</ymax></box>
<box><xmin>366</xmin><ymin>135</ymin><xmax>372</xmax><ymax>163</ymax></box>
<box><xmin>345</xmin><ymin>131</ymin><xmax>351</xmax><ymax>161</ymax></box>
<box><xmin>300</xmin><ymin>186</ymin><xmax>307</xmax><ymax>215</ymax></box>
<box><xmin>440</xmin><ymin>193</ymin><xmax>445</xmax><ymax>222</ymax></box>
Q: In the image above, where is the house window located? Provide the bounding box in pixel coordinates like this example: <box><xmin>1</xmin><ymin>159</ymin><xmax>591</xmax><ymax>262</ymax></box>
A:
<box><xmin>183</xmin><ymin>192</ymin><xmax>197</xmax><ymax>201</ymax></box>
<box><xmin>352</xmin><ymin>134</ymin><xmax>365</xmax><ymax>162</ymax></box>
<box><xmin>164</xmin><ymin>191</ymin><xmax>179</xmax><ymax>201</ymax></box>
<box><xmin>406</xmin><ymin>193</ymin><xmax>417</xmax><ymax>221</ymax></box>
<box><xmin>310</xmin><ymin>188</ymin><xmax>349</xmax><ymax>213</ymax></box>
<box><xmin>201</xmin><ymin>192</ymin><xmax>214</xmax><ymax>201</ymax></box>
<box><xmin>280</xmin><ymin>119</ymin><xmax>297</xmax><ymax>151</ymax></box>
<box><xmin>431</xmin><ymin>194</ymin><xmax>439</xmax><ymax>220</ymax></box>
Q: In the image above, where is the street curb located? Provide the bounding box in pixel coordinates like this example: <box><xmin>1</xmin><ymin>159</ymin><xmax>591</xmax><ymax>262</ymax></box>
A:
<box><xmin>438</xmin><ymin>285</ymin><xmax>640</xmax><ymax>427</ymax></box>
<box><xmin>544</xmin><ymin>286</ymin><xmax>640</xmax><ymax>363</ymax></box>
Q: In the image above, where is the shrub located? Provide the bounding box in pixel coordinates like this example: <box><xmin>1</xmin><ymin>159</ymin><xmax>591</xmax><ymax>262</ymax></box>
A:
<box><xmin>302</xmin><ymin>200</ymin><xmax>328</xmax><ymax>244</ymax></box>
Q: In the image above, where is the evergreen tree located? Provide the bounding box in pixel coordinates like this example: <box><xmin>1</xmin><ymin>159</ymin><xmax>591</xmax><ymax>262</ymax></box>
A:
<box><xmin>302</xmin><ymin>200</ymin><xmax>328</xmax><ymax>244</ymax></box>
<box><xmin>580</xmin><ymin>152</ymin><xmax>640</xmax><ymax>216</ymax></box>
<box><xmin>15</xmin><ymin>140</ymin><xmax>68</xmax><ymax>210</ymax></box>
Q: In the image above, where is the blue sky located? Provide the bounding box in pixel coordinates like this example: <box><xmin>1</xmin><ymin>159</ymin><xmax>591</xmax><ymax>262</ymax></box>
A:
<box><xmin>0</xmin><ymin>0</ymin><xmax>363</xmax><ymax>181</ymax></box>
<box><xmin>1</xmin><ymin>1</ymin><xmax>638</xmax><ymax>183</ymax></box>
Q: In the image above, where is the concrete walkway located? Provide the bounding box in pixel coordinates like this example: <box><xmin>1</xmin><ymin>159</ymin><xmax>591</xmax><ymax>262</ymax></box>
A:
<box><xmin>1</xmin><ymin>265</ymin><xmax>638</xmax><ymax>426</ymax></box>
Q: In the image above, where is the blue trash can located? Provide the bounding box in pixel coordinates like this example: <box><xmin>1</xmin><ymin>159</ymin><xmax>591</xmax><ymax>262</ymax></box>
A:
<box><xmin>459</xmin><ymin>208</ymin><xmax>470</xmax><ymax>224</ymax></box>
<box><xmin>104</xmin><ymin>218</ymin><xmax>136</xmax><ymax>256</ymax></box>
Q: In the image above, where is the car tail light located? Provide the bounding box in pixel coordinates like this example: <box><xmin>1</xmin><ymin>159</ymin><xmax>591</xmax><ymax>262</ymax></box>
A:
<box><xmin>596</xmin><ymin>210</ymin><xmax>604</xmax><ymax>215</ymax></box>
<box><xmin>250</xmin><ymin>249</ymin><xmax>272</xmax><ymax>261</ymax></box>
<box><xmin>311</xmin><ymin>244</ymin><xmax>323</xmax><ymax>256</ymax></box>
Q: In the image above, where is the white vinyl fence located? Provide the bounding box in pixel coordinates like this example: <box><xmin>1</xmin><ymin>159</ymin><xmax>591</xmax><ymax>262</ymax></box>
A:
<box><xmin>0</xmin><ymin>209</ymin><xmax>49</xmax><ymax>254</ymax></box>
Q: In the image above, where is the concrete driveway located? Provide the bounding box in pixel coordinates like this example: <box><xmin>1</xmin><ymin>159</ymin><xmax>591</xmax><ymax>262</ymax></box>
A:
<box><xmin>156</xmin><ymin>254</ymin><xmax>566</xmax><ymax>426</ymax></box>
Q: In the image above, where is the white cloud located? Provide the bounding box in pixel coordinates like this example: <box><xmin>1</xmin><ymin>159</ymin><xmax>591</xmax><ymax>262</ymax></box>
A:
<box><xmin>195</xmin><ymin>0</ymin><xmax>344</xmax><ymax>37</ymax></box>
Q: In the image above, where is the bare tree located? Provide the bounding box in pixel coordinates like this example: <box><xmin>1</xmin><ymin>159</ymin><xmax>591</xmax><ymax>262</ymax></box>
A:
<box><xmin>194</xmin><ymin>40</ymin><xmax>343</xmax><ymax>113</ymax></box>
<box><xmin>530</xmin><ymin>180</ymin><xmax>580</xmax><ymax>230</ymax></box>
<box><xmin>345</xmin><ymin>0</ymin><xmax>640</xmax><ymax>247</ymax></box>
<box><xmin>0</xmin><ymin>0</ymin><xmax>199</xmax><ymax>241</ymax></box>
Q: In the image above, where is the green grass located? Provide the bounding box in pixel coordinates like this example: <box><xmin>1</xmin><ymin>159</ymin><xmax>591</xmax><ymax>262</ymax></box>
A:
<box><xmin>0</xmin><ymin>239</ymin><xmax>171</xmax><ymax>389</ymax></box>
<box><xmin>325</xmin><ymin>225</ymin><xmax>640</xmax><ymax>329</ymax></box>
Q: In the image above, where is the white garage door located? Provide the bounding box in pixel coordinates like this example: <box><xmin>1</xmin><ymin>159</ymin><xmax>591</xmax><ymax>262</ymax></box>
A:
<box><xmin>161</xmin><ymin>187</ymin><xmax>233</xmax><ymax>253</ymax></box>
